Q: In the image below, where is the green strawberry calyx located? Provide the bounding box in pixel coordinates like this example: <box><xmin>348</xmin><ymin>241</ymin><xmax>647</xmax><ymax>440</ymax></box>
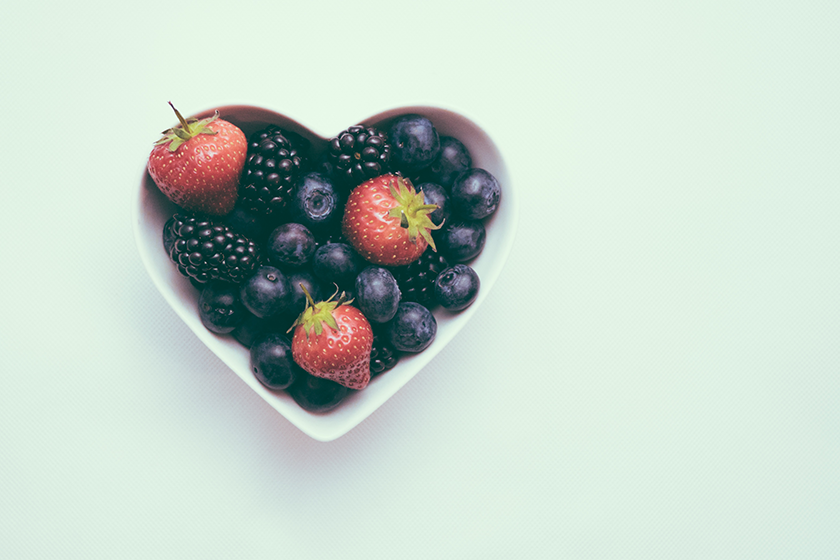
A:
<box><xmin>154</xmin><ymin>102</ymin><xmax>219</xmax><ymax>152</ymax></box>
<box><xmin>288</xmin><ymin>285</ymin><xmax>353</xmax><ymax>341</ymax></box>
<box><xmin>386</xmin><ymin>176</ymin><xmax>443</xmax><ymax>250</ymax></box>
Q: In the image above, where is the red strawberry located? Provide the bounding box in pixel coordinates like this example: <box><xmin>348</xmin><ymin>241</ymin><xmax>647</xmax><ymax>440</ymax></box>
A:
<box><xmin>289</xmin><ymin>288</ymin><xmax>373</xmax><ymax>390</ymax></box>
<box><xmin>342</xmin><ymin>173</ymin><xmax>442</xmax><ymax>266</ymax></box>
<box><xmin>148</xmin><ymin>102</ymin><xmax>247</xmax><ymax>216</ymax></box>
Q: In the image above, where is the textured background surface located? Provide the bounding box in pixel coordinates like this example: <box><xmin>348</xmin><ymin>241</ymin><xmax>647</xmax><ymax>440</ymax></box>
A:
<box><xmin>1</xmin><ymin>1</ymin><xmax>838</xmax><ymax>558</ymax></box>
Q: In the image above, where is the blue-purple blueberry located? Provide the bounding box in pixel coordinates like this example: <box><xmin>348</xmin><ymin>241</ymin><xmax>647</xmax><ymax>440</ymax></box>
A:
<box><xmin>312</xmin><ymin>242</ymin><xmax>362</xmax><ymax>286</ymax></box>
<box><xmin>434</xmin><ymin>264</ymin><xmax>480</xmax><ymax>311</ymax></box>
<box><xmin>387</xmin><ymin>114</ymin><xmax>440</xmax><ymax>173</ymax></box>
<box><xmin>250</xmin><ymin>333</ymin><xmax>298</xmax><ymax>390</ymax></box>
<box><xmin>451</xmin><ymin>168</ymin><xmax>501</xmax><ymax>220</ymax></box>
<box><xmin>438</xmin><ymin>220</ymin><xmax>486</xmax><ymax>263</ymax></box>
<box><xmin>388</xmin><ymin>302</ymin><xmax>437</xmax><ymax>352</ymax></box>
<box><xmin>198</xmin><ymin>282</ymin><xmax>246</xmax><ymax>334</ymax></box>
<box><xmin>267</xmin><ymin>223</ymin><xmax>316</xmax><ymax>268</ymax></box>
<box><xmin>231</xmin><ymin>311</ymin><xmax>273</xmax><ymax>348</ymax></box>
<box><xmin>355</xmin><ymin>266</ymin><xmax>401</xmax><ymax>323</ymax></box>
<box><xmin>290</xmin><ymin>172</ymin><xmax>342</xmax><ymax>234</ymax></box>
<box><xmin>224</xmin><ymin>204</ymin><xmax>273</xmax><ymax>243</ymax></box>
<box><xmin>239</xmin><ymin>265</ymin><xmax>292</xmax><ymax>319</ymax></box>
<box><xmin>289</xmin><ymin>373</ymin><xmax>349</xmax><ymax>413</ymax></box>
<box><xmin>286</xmin><ymin>270</ymin><xmax>323</xmax><ymax>315</ymax></box>
<box><xmin>424</xmin><ymin>136</ymin><xmax>472</xmax><ymax>188</ymax></box>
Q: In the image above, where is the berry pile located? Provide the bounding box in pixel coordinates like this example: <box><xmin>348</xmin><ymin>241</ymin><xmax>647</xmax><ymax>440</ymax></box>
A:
<box><xmin>149</xmin><ymin>105</ymin><xmax>501</xmax><ymax>413</ymax></box>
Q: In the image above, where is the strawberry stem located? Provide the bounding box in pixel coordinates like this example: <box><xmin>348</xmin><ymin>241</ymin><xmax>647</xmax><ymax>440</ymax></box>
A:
<box><xmin>300</xmin><ymin>283</ymin><xmax>317</xmax><ymax>308</ymax></box>
<box><xmin>168</xmin><ymin>101</ymin><xmax>191</xmax><ymax>134</ymax></box>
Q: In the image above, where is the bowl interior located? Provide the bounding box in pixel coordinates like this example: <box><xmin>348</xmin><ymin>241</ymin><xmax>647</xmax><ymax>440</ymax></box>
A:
<box><xmin>133</xmin><ymin>104</ymin><xmax>517</xmax><ymax>441</ymax></box>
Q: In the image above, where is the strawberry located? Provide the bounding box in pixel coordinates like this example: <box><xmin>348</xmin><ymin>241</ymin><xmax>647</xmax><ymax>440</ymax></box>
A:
<box><xmin>342</xmin><ymin>173</ymin><xmax>442</xmax><ymax>266</ymax></box>
<box><xmin>148</xmin><ymin>102</ymin><xmax>247</xmax><ymax>216</ymax></box>
<box><xmin>289</xmin><ymin>288</ymin><xmax>373</xmax><ymax>390</ymax></box>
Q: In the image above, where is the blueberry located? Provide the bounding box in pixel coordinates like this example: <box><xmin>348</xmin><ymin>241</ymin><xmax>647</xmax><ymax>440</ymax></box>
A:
<box><xmin>239</xmin><ymin>265</ymin><xmax>292</xmax><ymax>319</ymax></box>
<box><xmin>434</xmin><ymin>264</ymin><xmax>480</xmax><ymax>311</ymax></box>
<box><xmin>285</xmin><ymin>270</ymin><xmax>323</xmax><ymax>316</ymax></box>
<box><xmin>423</xmin><ymin>136</ymin><xmax>472</xmax><ymax>188</ymax></box>
<box><xmin>312</xmin><ymin>242</ymin><xmax>362</xmax><ymax>286</ymax></box>
<box><xmin>267</xmin><ymin>223</ymin><xmax>316</xmax><ymax>268</ymax></box>
<box><xmin>387</xmin><ymin>114</ymin><xmax>440</xmax><ymax>173</ymax></box>
<box><xmin>224</xmin><ymin>204</ymin><xmax>273</xmax><ymax>244</ymax></box>
<box><xmin>250</xmin><ymin>333</ymin><xmax>298</xmax><ymax>390</ymax></box>
<box><xmin>388</xmin><ymin>302</ymin><xmax>437</xmax><ymax>352</ymax></box>
<box><xmin>416</xmin><ymin>182</ymin><xmax>450</xmax><ymax>227</ymax></box>
<box><xmin>438</xmin><ymin>220</ymin><xmax>486</xmax><ymax>263</ymax></box>
<box><xmin>231</xmin><ymin>311</ymin><xmax>273</xmax><ymax>348</ymax></box>
<box><xmin>289</xmin><ymin>372</ymin><xmax>349</xmax><ymax>413</ymax></box>
<box><xmin>198</xmin><ymin>282</ymin><xmax>246</xmax><ymax>334</ymax></box>
<box><xmin>290</xmin><ymin>172</ymin><xmax>342</xmax><ymax>234</ymax></box>
<box><xmin>355</xmin><ymin>266</ymin><xmax>401</xmax><ymax>323</ymax></box>
<box><xmin>451</xmin><ymin>168</ymin><xmax>501</xmax><ymax>220</ymax></box>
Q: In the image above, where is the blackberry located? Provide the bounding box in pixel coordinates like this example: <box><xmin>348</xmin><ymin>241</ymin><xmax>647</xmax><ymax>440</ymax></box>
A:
<box><xmin>393</xmin><ymin>248</ymin><xmax>449</xmax><ymax>306</ymax></box>
<box><xmin>240</xmin><ymin>126</ymin><xmax>305</xmax><ymax>216</ymax></box>
<box><xmin>162</xmin><ymin>216</ymin><xmax>177</xmax><ymax>255</ymax></box>
<box><xmin>370</xmin><ymin>332</ymin><xmax>399</xmax><ymax>377</ymax></box>
<box><xmin>168</xmin><ymin>213</ymin><xmax>260</xmax><ymax>285</ymax></box>
<box><xmin>328</xmin><ymin>125</ymin><xmax>391</xmax><ymax>186</ymax></box>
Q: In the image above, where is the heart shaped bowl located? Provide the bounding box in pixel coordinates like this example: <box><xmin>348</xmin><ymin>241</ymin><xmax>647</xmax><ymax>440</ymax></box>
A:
<box><xmin>133</xmin><ymin>104</ymin><xmax>518</xmax><ymax>441</ymax></box>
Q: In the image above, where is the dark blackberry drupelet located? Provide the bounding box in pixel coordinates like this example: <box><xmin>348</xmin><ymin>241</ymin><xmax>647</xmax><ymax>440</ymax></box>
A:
<box><xmin>328</xmin><ymin>125</ymin><xmax>391</xmax><ymax>186</ymax></box>
<box><xmin>240</xmin><ymin>126</ymin><xmax>305</xmax><ymax>216</ymax></box>
<box><xmin>168</xmin><ymin>213</ymin><xmax>260</xmax><ymax>285</ymax></box>
<box><xmin>393</xmin><ymin>248</ymin><xmax>449</xmax><ymax>306</ymax></box>
<box><xmin>162</xmin><ymin>216</ymin><xmax>177</xmax><ymax>255</ymax></box>
<box><xmin>369</xmin><ymin>332</ymin><xmax>399</xmax><ymax>377</ymax></box>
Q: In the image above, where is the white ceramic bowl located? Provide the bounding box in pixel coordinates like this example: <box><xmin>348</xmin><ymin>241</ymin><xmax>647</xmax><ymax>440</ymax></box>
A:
<box><xmin>133</xmin><ymin>104</ymin><xmax>518</xmax><ymax>441</ymax></box>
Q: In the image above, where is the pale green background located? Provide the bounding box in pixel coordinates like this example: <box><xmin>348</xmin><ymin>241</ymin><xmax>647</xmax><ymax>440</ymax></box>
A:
<box><xmin>1</xmin><ymin>1</ymin><xmax>838</xmax><ymax>558</ymax></box>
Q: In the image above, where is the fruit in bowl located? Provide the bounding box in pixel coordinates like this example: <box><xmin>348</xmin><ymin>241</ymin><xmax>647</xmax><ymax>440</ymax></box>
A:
<box><xmin>134</xmin><ymin>104</ymin><xmax>517</xmax><ymax>440</ymax></box>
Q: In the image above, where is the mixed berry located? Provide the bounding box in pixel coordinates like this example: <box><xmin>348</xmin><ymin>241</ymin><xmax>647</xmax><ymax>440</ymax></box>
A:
<box><xmin>150</xmin><ymin>104</ymin><xmax>502</xmax><ymax>413</ymax></box>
